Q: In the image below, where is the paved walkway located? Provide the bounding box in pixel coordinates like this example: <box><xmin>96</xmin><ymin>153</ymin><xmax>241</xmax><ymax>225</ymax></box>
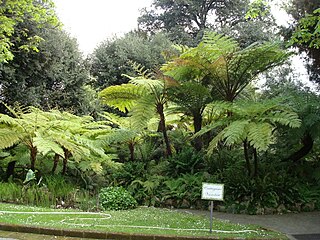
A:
<box><xmin>182</xmin><ymin>210</ymin><xmax>320</xmax><ymax>240</ymax></box>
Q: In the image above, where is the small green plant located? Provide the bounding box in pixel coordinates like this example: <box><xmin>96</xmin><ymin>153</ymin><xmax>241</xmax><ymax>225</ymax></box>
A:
<box><xmin>99</xmin><ymin>186</ymin><xmax>137</xmax><ymax>210</ymax></box>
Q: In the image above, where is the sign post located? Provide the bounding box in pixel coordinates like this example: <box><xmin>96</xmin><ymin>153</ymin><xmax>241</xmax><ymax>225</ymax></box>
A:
<box><xmin>201</xmin><ymin>183</ymin><xmax>224</xmax><ymax>233</ymax></box>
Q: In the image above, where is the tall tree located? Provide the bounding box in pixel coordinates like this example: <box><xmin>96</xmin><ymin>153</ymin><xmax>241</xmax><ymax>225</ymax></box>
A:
<box><xmin>284</xmin><ymin>0</ymin><xmax>320</xmax><ymax>84</ymax></box>
<box><xmin>0</xmin><ymin>21</ymin><xmax>92</xmax><ymax>114</ymax></box>
<box><xmin>138</xmin><ymin>0</ymin><xmax>277</xmax><ymax>46</ymax></box>
<box><xmin>0</xmin><ymin>0</ymin><xmax>58</xmax><ymax>63</ymax></box>
<box><xmin>138</xmin><ymin>0</ymin><xmax>221</xmax><ymax>44</ymax></box>
<box><xmin>90</xmin><ymin>31</ymin><xmax>173</xmax><ymax>89</ymax></box>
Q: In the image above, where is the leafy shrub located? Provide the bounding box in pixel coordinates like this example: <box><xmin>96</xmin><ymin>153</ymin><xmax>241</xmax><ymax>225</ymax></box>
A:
<box><xmin>99</xmin><ymin>186</ymin><xmax>137</xmax><ymax>210</ymax></box>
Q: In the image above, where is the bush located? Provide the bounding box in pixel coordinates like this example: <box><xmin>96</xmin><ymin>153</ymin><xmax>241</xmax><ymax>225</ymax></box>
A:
<box><xmin>99</xmin><ymin>186</ymin><xmax>137</xmax><ymax>210</ymax></box>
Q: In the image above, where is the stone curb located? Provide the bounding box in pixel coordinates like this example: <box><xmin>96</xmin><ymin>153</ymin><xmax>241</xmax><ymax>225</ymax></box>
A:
<box><xmin>0</xmin><ymin>223</ymin><xmax>282</xmax><ymax>240</ymax></box>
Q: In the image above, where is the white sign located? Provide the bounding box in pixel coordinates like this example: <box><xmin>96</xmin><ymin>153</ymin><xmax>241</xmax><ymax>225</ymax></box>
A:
<box><xmin>201</xmin><ymin>183</ymin><xmax>224</xmax><ymax>201</ymax></box>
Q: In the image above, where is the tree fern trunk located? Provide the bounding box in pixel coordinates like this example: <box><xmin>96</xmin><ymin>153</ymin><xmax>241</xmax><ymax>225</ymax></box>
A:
<box><xmin>253</xmin><ymin>148</ymin><xmax>258</xmax><ymax>178</ymax></box>
<box><xmin>286</xmin><ymin>133</ymin><xmax>313</xmax><ymax>163</ymax></box>
<box><xmin>5</xmin><ymin>161</ymin><xmax>16</xmax><ymax>181</ymax></box>
<box><xmin>193</xmin><ymin>112</ymin><xmax>203</xmax><ymax>151</ymax></box>
<box><xmin>30</xmin><ymin>146</ymin><xmax>37</xmax><ymax>171</ymax></box>
<box><xmin>243</xmin><ymin>140</ymin><xmax>251</xmax><ymax>177</ymax></box>
<box><xmin>128</xmin><ymin>142</ymin><xmax>135</xmax><ymax>161</ymax></box>
<box><xmin>62</xmin><ymin>149</ymin><xmax>71</xmax><ymax>175</ymax></box>
<box><xmin>157</xmin><ymin>103</ymin><xmax>172</xmax><ymax>157</ymax></box>
<box><xmin>52</xmin><ymin>154</ymin><xmax>60</xmax><ymax>174</ymax></box>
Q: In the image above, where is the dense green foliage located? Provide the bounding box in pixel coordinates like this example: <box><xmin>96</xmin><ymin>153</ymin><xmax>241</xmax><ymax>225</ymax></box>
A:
<box><xmin>0</xmin><ymin>24</ymin><xmax>93</xmax><ymax>114</ymax></box>
<box><xmin>284</xmin><ymin>0</ymin><xmax>320</xmax><ymax>84</ymax></box>
<box><xmin>138</xmin><ymin>0</ymin><xmax>277</xmax><ymax>46</ymax></box>
<box><xmin>0</xmin><ymin>0</ymin><xmax>59</xmax><ymax>63</ymax></box>
<box><xmin>0</xmin><ymin>0</ymin><xmax>319</xmax><ymax>221</ymax></box>
<box><xmin>99</xmin><ymin>186</ymin><xmax>138</xmax><ymax>210</ymax></box>
<box><xmin>90</xmin><ymin>32</ymin><xmax>173</xmax><ymax>89</ymax></box>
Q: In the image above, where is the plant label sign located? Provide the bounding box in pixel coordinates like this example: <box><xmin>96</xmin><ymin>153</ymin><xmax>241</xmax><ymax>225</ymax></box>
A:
<box><xmin>201</xmin><ymin>183</ymin><xmax>224</xmax><ymax>201</ymax></box>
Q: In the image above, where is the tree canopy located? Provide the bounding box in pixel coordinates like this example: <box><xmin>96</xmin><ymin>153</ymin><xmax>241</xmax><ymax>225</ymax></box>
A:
<box><xmin>0</xmin><ymin>0</ymin><xmax>59</xmax><ymax>63</ymax></box>
<box><xmin>90</xmin><ymin>32</ymin><xmax>173</xmax><ymax>89</ymax></box>
<box><xmin>138</xmin><ymin>0</ymin><xmax>277</xmax><ymax>46</ymax></box>
<box><xmin>0</xmin><ymin>21</ymin><xmax>92</xmax><ymax>114</ymax></box>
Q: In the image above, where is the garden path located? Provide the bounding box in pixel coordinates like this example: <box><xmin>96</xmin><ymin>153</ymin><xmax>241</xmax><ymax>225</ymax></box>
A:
<box><xmin>180</xmin><ymin>209</ymin><xmax>320</xmax><ymax>240</ymax></box>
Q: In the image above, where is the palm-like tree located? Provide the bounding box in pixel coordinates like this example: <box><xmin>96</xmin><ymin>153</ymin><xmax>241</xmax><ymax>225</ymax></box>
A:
<box><xmin>99</xmin><ymin>66</ymin><xmax>176</xmax><ymax>156</ymax></box>
<box><xmin>195</xmin><ymin>99</ymin><xmax>301</xmax><ymax>177</ymax></box>
<box><xmin>100</xmin><ymin>112</ymin><xmax>143</xmax><ymax>162</ymax></box>
<box><xmin>162</xmin><ymin>32</ymin><xmax>291</xmax><ymax>133</ymax></box>
<box><xmin>0</xmin><ymin>104</ymin><xmax>48</xmax><ymax>170</ymax></box>
<box><xmin>0</xmin><ymin>104</ymin><xmax>111</xmax><ymax>174</ymax></box>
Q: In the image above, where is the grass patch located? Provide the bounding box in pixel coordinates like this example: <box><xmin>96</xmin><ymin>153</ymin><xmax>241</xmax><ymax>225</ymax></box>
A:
<box><xmin>0</xmin><ymin>203</ymin><xmax>286</xmax><ymax>239</ymax></box>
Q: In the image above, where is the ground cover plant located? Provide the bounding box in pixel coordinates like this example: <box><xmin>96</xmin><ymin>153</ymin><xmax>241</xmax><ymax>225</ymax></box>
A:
<box><xmin>0</xmin><ymin>203</ymin><xmax>287</xmax><ymax>239</ymax></box>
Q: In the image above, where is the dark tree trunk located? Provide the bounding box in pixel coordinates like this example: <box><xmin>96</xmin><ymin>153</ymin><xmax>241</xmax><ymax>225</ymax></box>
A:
<box><xmin>62</xmin><ymin>149</ymin><xmax>71</xmax><ymax>175</ymax></box>
<box><xmin>30</xmin><ymin>146</ymin><xmax>37</xmax><ymax>171</ymax></box>
<box><xmin>5</xmin><ymin>161</ymin><xmax>16</xmax><ymax>181</ymax></box>
<box><xmin>193</xmin><ymin>112</ymin><xmax>203</xmax><ymax>151</ymax></box>
<box><xmin>128</xmin><ymin>142</ymin><xmax>135</xmax><ymax>161</ymax></box>
<box><xmin>253</xmin><ymin>148</ymin><xmax>258</xmax><ymax>178</ymax></box>
<box><xmin>51</xmin><ymin>154</ymin><xmax>60</xmax><ymax>174</ymax></box>
<box><xmin>286</xmin><ymin>133</ymin><xmax>314</xmax><ymax>163</ymax></box>
<box><xmin>243</xmin><ymin>140</ymin><xmax>251</xmax><ymax>177</ymax></box>
<box><xmin>157</xmin><ymin>103</ymin><xmax>172</xmax><ymax>157</ymax></box>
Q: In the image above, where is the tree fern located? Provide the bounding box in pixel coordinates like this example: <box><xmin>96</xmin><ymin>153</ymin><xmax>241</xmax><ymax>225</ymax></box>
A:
<box><xmin>198</xmin><ymin>99</ymin><xmax>300</xmax><ymax>155</ymax></box>
<box><xmin>99</xmin><ymin>64</ymin><xmax>174</xmax><ymax>156</ymax></box>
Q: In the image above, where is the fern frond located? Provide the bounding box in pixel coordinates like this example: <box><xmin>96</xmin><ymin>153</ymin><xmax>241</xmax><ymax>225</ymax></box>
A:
<box><xmin>0</xmin><ymin>114</ymin><xmax>19</xmax><ymax>126</ymax></box>
<box><xmin>193</xmin><ymin>119</ymin><xmax>228</xmax><ymax>138</ymax></box>
<box><xmin>223</xmin><ymin>120</ymin><xmax>249</xmax><ymax>146</ymax></box>
<box><xmin>90</xmin><ymin>162</ymin><xmax>103</xmax><ymax>174</ymax></box>
<box><xmin>204</xmin><ymin>101</ymin><xmax>233</xmax><ymax>117</ymax></box>
<box><xmin>172</xmin><ymin>44</ymin><xmax>191</xmax><ymax>54</ymax></box>
<box><xmin>206</xmin><ymin>130</ymin><xmax>226</xmax><ymax>155</ymax></box>
<box><xmin>264</xmin><ymin>111</ymin><xmax>301</xmax><ymax>128</ymax></box>
<box><xmin>247</xmin><ymin>122</ymin><xmax>273</xmax><ymax>151</ymax></box>
<box><xmin>33</xmin><ymin>134</ymin><xmax>64</xmax><ymax>157</ymax></box>
<box><xmin>99</xmin><ymin>84</ymin><xmax>145</xmax><ymax>112</ymax></box>
<box><xmin>202</xmin><ymin>32</ymin><xmax>239</xmax><ymax>53</ymax></box>
<box><xmin>104</xmin><ymin>129</ymin><xmax>139</xmax><ymax>144</ymax></box>
<box><xmin>74</xmin><ymin>136</ymin><xmax>106</xmax><ymax>157</ymax></box>
<box><xmin>1</xmin><ymin>102</ymin><xmax>31</xmax><ymax>118</ymax></box>
<box><xmin>129</xmin><ymin>77</ymin><xmax>164</xmax><ymax>94</ymax></box>
<box><xmin>130</xmin><ymin>95</ymin><xmax>156</xmax><ymax>129</ymax></box>
<box><xmin>0</xmin><ymin>129</ymin><xmax>21</xmax><ymax>149</ymax></box>
<box><xmin>130</xmin><ymin>61</ymin><xmax>154</xmax><ymax>79</ymax></box>
<box><xmin>53</xmin><ymin>136</ymin><xmax>88</xmax><ymax>161</ymax></box>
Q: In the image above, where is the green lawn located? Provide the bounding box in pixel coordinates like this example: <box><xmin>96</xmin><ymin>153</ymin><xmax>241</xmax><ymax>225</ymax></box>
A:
<box><xmin>0</xmin><ymin>203</ymin><xmax>287</xmax><ymax>239</ymax></box>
